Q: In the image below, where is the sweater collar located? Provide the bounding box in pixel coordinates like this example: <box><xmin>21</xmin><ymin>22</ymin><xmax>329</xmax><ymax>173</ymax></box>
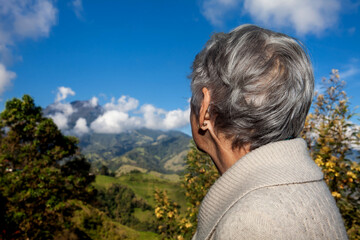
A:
<box><xmin>195</xmin><ymin>138</ymin><xmax>324</xmax><ymax>240</ymax></box>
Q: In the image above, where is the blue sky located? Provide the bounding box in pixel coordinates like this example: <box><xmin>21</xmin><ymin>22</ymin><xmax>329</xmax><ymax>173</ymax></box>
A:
<box><xmin>0</xmin><ymin>0</ymin><xmax>359</xmax><ymax>135</ymax></box>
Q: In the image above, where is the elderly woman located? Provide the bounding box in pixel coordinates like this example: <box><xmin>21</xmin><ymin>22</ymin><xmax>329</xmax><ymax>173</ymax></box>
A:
<box><xmin>190</xmin><ymin>25</ymin><xmax>347</xmax><ymax>240</ymax></box>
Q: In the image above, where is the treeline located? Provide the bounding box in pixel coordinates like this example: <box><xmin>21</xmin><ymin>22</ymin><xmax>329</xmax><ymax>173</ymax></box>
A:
<box><xmin>95</xmin><ymin>183</ymin><xmax>154</xmax><ymax>231</ymax></box>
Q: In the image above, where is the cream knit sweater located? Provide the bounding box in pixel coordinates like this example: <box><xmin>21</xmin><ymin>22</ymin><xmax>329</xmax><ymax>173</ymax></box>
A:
<box><xmin>192</xmin><ymin>138</ymin><xmax>348</xmax><ymax>240</ymax></box>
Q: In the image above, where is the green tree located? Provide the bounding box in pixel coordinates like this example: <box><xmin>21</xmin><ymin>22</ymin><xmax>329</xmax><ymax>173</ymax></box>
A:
<box><xmin>99</xmin><ymin>164</ymin><xmax>110</xmax><ymax>176</ymax></box>
<box><xmin>0</xmin><ymin>95</ymin><xmax>95</xmax><ymax>239</ymax></box>
<box><xmin>302</xmin><ymin>70</ymin><xmax>360</xmax><ymax>239</ymax></box>
<box><xmin>154</xmin><ymin>142</ymin><xmax>219</xmax><ymax>239</ymax></box>
<box><xmin>154</xmin><ymin>189</ymin><xmax>182</xmax><ymax>239</ymax></box>
<box><xmin>96</xmin><ymin>183</ymin><xmax>152</xmax><ymax>230</ymax></box>
<box><xmin>179</xmin><ymin>142</ymin><xmax>219</xmax><ymax>238</ymax></box>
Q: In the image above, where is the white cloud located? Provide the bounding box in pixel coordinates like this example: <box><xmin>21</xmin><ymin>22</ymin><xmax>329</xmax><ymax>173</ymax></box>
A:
<box><xmin>49</xmin><ymin>112</ymin><xmax>69</xmax><ymax>130</ymax></box>
<box><xmin>0</xmin><ymin>0</ymin><xmax>57</xmax><ymax>94</ymax></box>
<box><xmin>0</xmin><ymin>63</ymin><xmax>16</xmax><ymax>95</ymax></box>
<box><xmin>83</xmin><ymin>96</ymin><xmax>99</xmax><ymax>107</ymax></box>
<box><xmin>47</xmin><ymin>102</ymin><xmax>76</xmax><ymax>130</ymax></box>
<box><xmin>89</xmin><ymin>96</ymin><xmax>190</xmax><ymax>134</ymax></box>
<box><xmin>163</xmin><ymin>108</ymin><xmax>191</xmax><ymax>130</ymax></box>
<box><xmin>141</xmin><ymin>104</ymin><xmax>166</xmax><ymax>129</ymax></box>
<box><xmin>89</xmin><ymin>96</ymin><xmax>98</xmax><ymax>107</ymax></box>
<box><xmin>73</xmin><ymin>118</ymin><xmax>89</xmax><ymax>136</ymax></box>
<box><xmin>201</xmin><ymin>0</ymin><xmax>341</xmax><ymax>35</ymax></box>
<box><xmin>341</xmin><ymin>65</ymin><xmax>359</xmax><ymax>79</ymax></box>
<box><xmin>141</xmin><ymin>104</ymin><xmax>190</xmax><ymax>130</ymax></box>
<box><xmin>13</xmin><ymin>0</ymin><xmax>58</xmax><ymax>39</ymax></box>
<box><xmin>104</xmin><ymin>96</ymin><xmax>139</xmax><ymax>112</ymax></box>
<box><xmin>51</xmin><ymin>101</ymin><xmax>76</xmax><ymax>116</ymax></box>
<box><xmin>244</xmin><ymin>0</ymin><xmax>340</xmax><ymax>35</ymax></box>
<box><xmin>202</xmin><ymin>0</ymin><xmax>238</xmax><ymax>26</ymax></box>
<box><xmin>70</xmin><ymin>0</ymin><xmax>83</xmax><ymax>19</ymax></box>
<box><xmin>0</xmin><ymin>0</ymin><xmax>57</xmax><ymax>48</ymax></box>
<box><xmin>47</xmin><ymin>89</ymin><xmax>190</xmax><ymax>134</ymax></box>
<box><xmin>56</xmin><ymin>86</ymin><xmax>75</xmax><ymax>102</ymax></box>
<box><xmin>46</xmin><ymin>87</ymin><xmax>77</xmax><ymax>130</ymax></box>
<box><xmin>90</xmin><ymin>110</ymin><xmax>142</xmax><ymax>134</ymax></box>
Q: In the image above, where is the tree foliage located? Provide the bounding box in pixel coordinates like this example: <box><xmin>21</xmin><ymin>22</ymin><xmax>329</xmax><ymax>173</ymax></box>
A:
<box><xmin>302</xmin><ymin>70</ymin><xmax>360</xmax><ymax>239</ymax></box>
<box><xmin>154</xmin><ymin>189</ymin><xmax>182</xmax><ymax>239</ymax></box>
<box><xmin>0</xmin><ymin>95</ymin><xmax>95</xmax><ymax>239</ymax></box>
<box><xmin>154</xmin><ymin>142</ymin><xmax>219</xmax><ymax>239</ymax></box>
<box><xmin>95</xmin><ymin>183</ymin><xmax>152</xmax><ymax>230</ymax></box>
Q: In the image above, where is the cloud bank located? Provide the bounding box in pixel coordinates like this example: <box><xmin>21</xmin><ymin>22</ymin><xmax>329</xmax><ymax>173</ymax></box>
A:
<box><xmin>46</xmin><ymin>87</ymin><xmax>190</xmax><ymax>136</ymax></box>
<box><xmin>73</xmin><ymin>118</ymin><xmax>89</xmax><ymax>136</ymax></box>
<box><xmin>47</xmin><ymin>86</ymin><xmax>77</xmax><ymax>130</ymax></box>
<box><xmin>201</xmin><ymin>0</ymin><xmax>341</xmax><ymax>35</ymax></box>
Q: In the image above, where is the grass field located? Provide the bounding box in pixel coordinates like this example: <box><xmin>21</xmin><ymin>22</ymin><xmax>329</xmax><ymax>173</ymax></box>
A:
<box><xmin>94</xmin><ymin>172</ymin><xmax>187</xmax><ymax>210</ymax></box>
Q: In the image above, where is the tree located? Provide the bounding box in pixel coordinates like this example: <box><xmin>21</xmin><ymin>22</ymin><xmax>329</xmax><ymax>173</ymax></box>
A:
<box><xmin>96</xmin><ymin>183</ymin><xmax>152</xmax><ymax>230</ymax></box>
<box><xmin>154</xmin><ymin>188</ymin><xmax>182</xmax><ymax>239</ymax></box>
<box><xmin>0</xmin><ymin>95</ymin><xmax>95</xmax><ymax>239</ymax></box>
<box><xmin>99</xmin><ymin>165</ymin><xmax>110</xmax><ymax>176</ymax></box>
<box><xmin>179</xmin><ymin>142</ymin><xmax>219</xmax><ymax>238</ymax></box>
<box><xmin>302</xmin><ymin>70</ymin><xmax>360</xmax><ymax>239</ymax></box>
<box><xmin>154</xmin><ymin>142</ymin><xmax>219</xmax><ymax>239</ymax></box>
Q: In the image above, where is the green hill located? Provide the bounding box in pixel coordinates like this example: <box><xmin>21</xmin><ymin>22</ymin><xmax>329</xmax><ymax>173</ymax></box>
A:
<box><xmin>71</xmin><ymin>200</ymin><xmax>161</xmax><ymax>240</ymax></box>
<box><xmin>94</xmin><ymin>172</ymin><xmax>187</xmax><ymax>213</ymax></box>
<box><xmin>92</xmin><ymin>172</ymin><xmax>186</xmax><ymax>235</ymax></box>
<box><xmin>80</xmin><ymin>128</ymin><xmax>191</xmax><ymax>174</ymax></box>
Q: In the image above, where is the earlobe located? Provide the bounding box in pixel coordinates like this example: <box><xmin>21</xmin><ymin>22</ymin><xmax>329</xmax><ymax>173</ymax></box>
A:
<box><xmin>200</xmin><ymin>121</ymin><xmax>208</xmax><ymax>131</ymax></box>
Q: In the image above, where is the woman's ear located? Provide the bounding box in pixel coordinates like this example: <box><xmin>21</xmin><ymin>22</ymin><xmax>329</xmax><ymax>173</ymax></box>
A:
<box><xmin>199</xmin><ymin>87</ymin><xmax>211</xmax><ymax>130</ymax></box>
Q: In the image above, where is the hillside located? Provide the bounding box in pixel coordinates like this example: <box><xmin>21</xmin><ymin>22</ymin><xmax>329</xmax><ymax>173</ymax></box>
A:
<box><xmin>79</xmin><ymin>129</ymin><xmax>191</xmax><ymax>174</ymax></box>
<box><xmin>84</xmin><ymin>172</ymin><xmax>187</xmax><ymax>239</ymax></box>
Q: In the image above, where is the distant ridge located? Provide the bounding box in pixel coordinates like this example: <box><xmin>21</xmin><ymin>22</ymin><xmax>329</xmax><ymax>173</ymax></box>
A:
<box><xmin>80</xmin><ymin>128</ymin><xmax>191</xmax><ymax>174</ymax></box>
<box><xmin>43</xmin><ymin>100</ymin><xmax>192</xmax><ymax>174</ymax></box>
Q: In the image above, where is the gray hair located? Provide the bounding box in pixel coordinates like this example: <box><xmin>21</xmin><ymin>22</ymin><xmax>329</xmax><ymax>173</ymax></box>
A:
<box><xmin>190</xmin><ymin>24</ymin><xmax>314</xmax><ymax>150</ymax></box>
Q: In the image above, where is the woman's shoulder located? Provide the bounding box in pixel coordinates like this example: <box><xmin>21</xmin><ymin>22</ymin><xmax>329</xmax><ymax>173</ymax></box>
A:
<box><xmin>213</xmin><ymin>181</ymin><xmax>347</xmax><ymax>240</ymax></box>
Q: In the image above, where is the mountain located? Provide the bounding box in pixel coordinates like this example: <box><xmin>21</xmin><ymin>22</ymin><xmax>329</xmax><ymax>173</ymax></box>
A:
<box><xmin>43</xmin><ymin>100</ymin><xmax>104</xmax><ymax>130</ymax></box>
<box><xmin>43</xmin><ymin>100</ymin><xmax>192</xmax><ymax>174</ymax></box>
<box><xmin>79</xmin><ymin>128</ymin><xmax>191</xmax><ymax>174</ymax></box>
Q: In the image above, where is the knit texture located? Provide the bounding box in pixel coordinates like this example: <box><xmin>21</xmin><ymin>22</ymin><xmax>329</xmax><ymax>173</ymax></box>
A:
<box><xmin>192</xmin><ymin>138</ymin><xmax>348</xmax><ymax>240</ymax></box>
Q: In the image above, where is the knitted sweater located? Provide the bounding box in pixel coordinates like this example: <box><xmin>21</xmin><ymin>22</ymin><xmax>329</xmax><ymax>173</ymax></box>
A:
<box><xmin>192</xmin><ymin>138</ymin><xmax>348</xmax><ymax>240</ymax></box>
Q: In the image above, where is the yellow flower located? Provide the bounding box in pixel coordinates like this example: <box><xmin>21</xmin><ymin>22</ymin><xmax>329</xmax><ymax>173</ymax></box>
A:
<box><xmin>325</xmin><ymin>161</ymin><xmax>335</xmax><ymax>168</ymax></box>
<box><xmin>346</xmin><ymin>171</ymin><xmax>357</xmax><ymax>179</ymax></box>
<box><xmin>315</xmin><ymin>156</ymin><xmax>324</xmax><ymax>166</ymax></box>
<box><xmin>331</xmin><ymin>191</ymin><xmax>341</xmax><ymax>199</ymax></box>
<box><xmin>177</xmin><ymin>235</ymin><xmax>185</xmax><ymax>240</ymax></box>
<box><xmin>185</xmin><ymin>222</ymin><xmax>193</xmax><ymax>228</ymax></box>
<box><xmin>320</xmin><ymin>146</ymin><xmax>331</xmax><ymax>154</ymax></box>
<box><xmin>155</xmin><ymin>207</ymin><xmax>163</xmax><ymax>218</ymax></box>
<box><xmin>167</xmin><ymin>211</ymin><xmax>174</xmax><ymax>218</ymax></box>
